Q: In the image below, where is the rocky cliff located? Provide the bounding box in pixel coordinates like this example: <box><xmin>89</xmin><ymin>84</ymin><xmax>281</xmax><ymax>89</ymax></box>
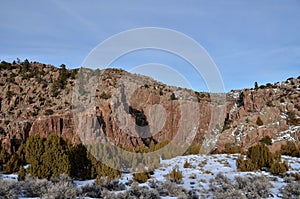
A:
<box><xmin>0</xmin><ymin>60</ymin><xmax>299</xmax><ymax>155</ymax></box>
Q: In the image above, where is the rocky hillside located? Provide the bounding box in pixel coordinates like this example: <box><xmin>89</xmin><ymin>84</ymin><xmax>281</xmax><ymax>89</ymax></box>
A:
<box><xmin>0</xmin><ymin>60</ymin><xmax>299</xmax><ymax>155</ymax></box>
<box><xmin>218</xmin><ymin>77</ymin><xmax>300</xmax><ymax>152</ymax></box>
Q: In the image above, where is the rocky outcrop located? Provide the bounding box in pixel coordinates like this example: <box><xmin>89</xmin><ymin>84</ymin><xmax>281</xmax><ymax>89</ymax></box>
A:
<box><xmin>0</xmin><ymin>61</ymin><xmax>299</xmax><ymax>155</ymax></box>
<box><xmin>216</xmin><ymin>79</ymin><xmax>300</xmax><ymax>152</ymax></box>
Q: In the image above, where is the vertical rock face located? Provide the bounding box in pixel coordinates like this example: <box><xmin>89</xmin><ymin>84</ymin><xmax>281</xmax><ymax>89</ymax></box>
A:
<box><xmin>29</xmin><ymin>114</ymin><xmax>80</xmax><ymax>144</ymax></box>
<box><xmin>73</xmin><ymin>71</ymin><xmax>226</xmax><ymax>154</ymax></box>
<box><xmin>2</xmin><ymin>120</ymin><xmax>32</xmax><ymax>153</ymax></box>
<box><xmin>0</xmin><ymin>62</ymin><xmax>299</xmax><ymax>155</ymax></box>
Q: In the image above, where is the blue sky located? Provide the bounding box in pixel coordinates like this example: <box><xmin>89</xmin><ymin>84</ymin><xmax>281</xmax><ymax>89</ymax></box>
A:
<box><xmin>0</xmin><ymin>0</ymin><xmax>299</xmax><ymax>92</ymax></box>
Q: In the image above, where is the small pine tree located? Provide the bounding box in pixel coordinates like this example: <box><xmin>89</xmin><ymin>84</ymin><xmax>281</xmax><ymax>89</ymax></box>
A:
<box><xmin>22</xmin><ymin>59</ymin><xmax>30</xmax><ymax>73</ymax></box>
<box><xmin>42</xmin><ymin>134</ymin><xmax>71</xmax><ymax>178</ymax></box>
<box><xmin>254</xmin><ymin>82</ymin><xmax>259</xmax><ymax>90</ymax></box>
<box><xmin>25</xmin><ymin>134</ymin><xmax>46</xmax><ymax>178</ymax></box>
<box><xmin>170</xmin><ymin>93</ymin><xmax>177</xmax><ymax>100</ymax></box>
<box><xmin>58</xmin><ymin>64</ymin><xmax>68</xmax><ymax>89</ymax></box>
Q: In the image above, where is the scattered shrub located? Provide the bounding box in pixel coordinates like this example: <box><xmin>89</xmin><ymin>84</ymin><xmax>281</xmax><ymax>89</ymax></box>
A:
<box><xmin>183</xmin><ymin>160</ymin><xmax>191</xmax><ymax>168</ymax></box>
<box><xmin>256</xmin><ymin>116</ymin><xmax>264</xmax><ymax>126</ymax></box>
<box><xmin>266</xmin><ymin>101</ymin><xmax>275</xmax><ymax>107</ymax></box>
<box><xmin>96</xmin><ymin>176</ymin><xmax>125</xmax><ymax>191</ymax></box>
<box><xmin>18</xmin><ymin>166</ymin><xmax>26</xmax><ymax>181</ymax></box>
<box><xmin>133</xmin><ymin>171</ymin><xmax>151</xmax><ymax>183</ymax></box>
<box><xmin>116</xmin><ymin>182</ymin><xmax>161</xmax><ymax>199</ymax></box>
<box><xmin>78</xmin><ymin>183</ymin><xmax>102</xmax><ymax>198</ymax></box>
<box><xmin>0</xmin><ymin>127</ymin><xmax>6</xmax><ymax>136</ymax></box>
<box><xmin>280</xmin><ymin>141</ymin><xmax>300</xmax><ymax>157</ymax></box>
<box><xmin>209</xmin><ymin>173</ymin><xmax>244</xmax><ymax>199</ymax></box>
<box><xmin>259</xmin><ymin>85</ymin><xmax>266</xmax><ymax>89</ymax></box>
<box><xmin>44</xmin><ymin>109</ymin><xmax>54</xmax><ymax>115</ymax></box>
<box><xmin>157</xmin><ymin>180</ymin><xmax>187</xmax><ymax>197</ymax></box>
<box><xmin>270</xmin><ymin>161</ymin><xmax>288</xmax><ymax>175</ymax></box>
<box><xmin>237</xmin><ymin>92</ymin><xmax>245</xmax><ymax>107</ymax></box>
<box><xmin>4</xmin><ymin>120</ymin><xmax>10</xmax><ymax>125</ymax></box>
<box><xmin>293</xmin><ymin>173</ymin><xmax>300</xmax><ymax>181</ymax></box>
<box><xmin>4</xmin><ymin>153</ymin><xmax>22</xmax><ymax>174</ymax></box>
<box><xmin>170</xmin><ymin>93</ymin><xmax>177</xmax><ymax>100</ymax></box>
<box><xmin>209</xmin><ymin>173</ymin><xmax>273</xmax><ymax>198</ymax></box>
<box><xmin>235</xmin><ymin>175</ymin><xmax>273</xmax><ymax>198</ymax></box>
<box><xmin>0</xmin><ymin>179</ymin><xmax>20</xmax><ymax>199</ymax></box>
<box><xmin>222</xmin><ymin>113</ymin><xmax>232</xmax><ymax>131</ymax></box>
<box><xmin>21</xmin><ymin>176</ymin><xmax>51</xmax><ymax>197</ymax></box>
<box><xmin>236</xmin><ymin>155</ymin><xmax>258</xmax><ymax>171</ymax></box>
<box><xmin>0</xmin><ymin>147</ymin><xmax>9</xmax><ymax>170</ymax></box>
<box><xmin>184</xmin><ymin>144</ymin><xmax>200</xmax><ymax>155</ymax></box>
<box><xmin>41</xmin><ymin>177</ymin><xmax>77</xmax><ymax>199</ymax></box>
<box><xmin>287</xmin><ymin>111</ymin><xmax>300</xmax><ymax>125</ymax></box>
<box><xmin>266</xmin><ymin>83</ymin><xmax>273</xmax><ymax>88</ymax></box>
<box><xmin>280</xmin><ymin>182</ymin><xmax>300</xmax><ymax>198</ymax></box>
<box><xmin>204</xmin><ymin>170</ymin><xmax>213</xmax><ymax>175</ymax></box>
<box><xmin>6</xmin><ymin>90</ymin><xmax>13</xmax><ymax>100</ymax></box>
<box><xmin>99</xmin><ymin>91</ymin><xmax>111</xmax><ymax>99</ymax></box>
<box><xmin>260</xmin><ymin>135</ymin><xmax>272</xmax><ymax>145</ymax></box>
<box><xmin>168</xmin><ymin>166</ymin><xmax>183</xmax><ymax>183</ymax></box>
<box><xmin>222</xmin><ymin>143</ymin><xmax>242</xmax><ymax>154</ymax></box>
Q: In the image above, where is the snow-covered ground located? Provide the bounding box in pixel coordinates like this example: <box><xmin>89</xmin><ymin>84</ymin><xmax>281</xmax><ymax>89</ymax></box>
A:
<box><xmin>2</xmin><ymin>153</ymin><xmax>300</xmax><ymax>198</ymax></box>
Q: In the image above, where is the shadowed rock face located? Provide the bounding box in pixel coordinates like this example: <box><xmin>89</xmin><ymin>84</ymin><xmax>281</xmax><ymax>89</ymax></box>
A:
<box><xmin>0</xmin><ymin>62</ymin><xmax>299</xmax><ymax>154</ymax></box>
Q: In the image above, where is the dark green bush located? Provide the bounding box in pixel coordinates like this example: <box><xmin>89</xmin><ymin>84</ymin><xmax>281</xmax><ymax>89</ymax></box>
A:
<box><xmin>44</xmin><ymin>109</ymin><xmax>54</xmax><ymax>115</ymax></box>
<box><xmin>222</xmin><ymin>143</ymin><xmax>242</xmax><ymax>154</ymax></box>
<box><xmin>236</xmin><ymin>156</ymin><xmax>258</xmax><ymax>172</ymax></box>
<box><xmin>246</xmin><ymin>144</ymin><xmax>274</xmax><ymax>168</ymax></box>
<box><xmin>6</xmin><ymin>90</ymin><xmax>13</xmax><ymax>100</ymax></box>
<box><xmin>170</xmin><ymin>93</ymin><xmax>177</xmax><ymax>100</ymax></box>
<box><xmin>237</xmin><ymin>143</ymin><xmax>288</xmax><ymax>175</ymax></box>
<box><xmin>270</xmin><ymin>161</ymin><xmax>288</xmax><ymax>175</ymax></box>
<box><xmin>260</xmin><ymin>136</ymin><xmax>272</xmax><ymax>145</ymax></box>
<box><xmin>4</xmin><ymin>153</ymin><xmax>22</xmax><ymax>174</ymax></box>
